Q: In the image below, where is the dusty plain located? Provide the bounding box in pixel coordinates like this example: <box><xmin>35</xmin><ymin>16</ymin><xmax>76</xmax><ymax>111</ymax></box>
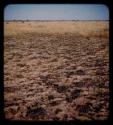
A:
<box><xmin>4</xmin><ymin>21</ymin><xmax>109</xmax><ymax>120</ymax></box>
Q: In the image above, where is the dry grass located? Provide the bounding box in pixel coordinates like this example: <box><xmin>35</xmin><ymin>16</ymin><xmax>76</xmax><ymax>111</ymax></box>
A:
<box><xmin>4</xmin><ymin>21</ymin><xmax>109</xmax><ymax>37</ymax></box>
<box><xmin>4</xmin><ymin>21</ymin><xmax>109</xmax><ymax>120</ymax></box>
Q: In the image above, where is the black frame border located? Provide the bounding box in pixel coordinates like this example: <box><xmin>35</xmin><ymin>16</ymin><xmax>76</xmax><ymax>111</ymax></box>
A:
<box><xmin>0</xmin><ymin>0</ymin><xmax>112</xmax><ymax>125</ymax></box>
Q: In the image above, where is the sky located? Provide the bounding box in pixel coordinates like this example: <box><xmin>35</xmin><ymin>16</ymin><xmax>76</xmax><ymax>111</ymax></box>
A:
<box><xmin>4</xmin><ymin>4</ymin><xmax>109</xmax><ymax>20</ymax></box>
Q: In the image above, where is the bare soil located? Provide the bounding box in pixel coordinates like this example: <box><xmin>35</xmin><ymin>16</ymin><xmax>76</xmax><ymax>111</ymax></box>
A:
<box><xmin>4</xmin><ymin>21</ymin><xmax>109</xmax><ymax>121</ymax></box>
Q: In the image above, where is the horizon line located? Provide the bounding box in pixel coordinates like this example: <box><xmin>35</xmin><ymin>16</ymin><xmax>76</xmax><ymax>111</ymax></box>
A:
<box><xmin>4</xmin><ymin>19</ymin><xmax>109</xmax><ymax>21</ymax></box>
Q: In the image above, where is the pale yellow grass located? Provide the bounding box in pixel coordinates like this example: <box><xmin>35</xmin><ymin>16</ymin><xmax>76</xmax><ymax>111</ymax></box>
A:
<box><xmin>4</xmin><ymin>21</ymin><xmax>109</xmax><ymax>38</ymax></box>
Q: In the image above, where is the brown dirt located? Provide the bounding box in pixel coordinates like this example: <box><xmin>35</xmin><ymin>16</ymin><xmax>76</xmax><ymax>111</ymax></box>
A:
<box><xmin>4</xmin><ymin>21</ymin><xmax>109</xmax><ymax>121</ymax></box>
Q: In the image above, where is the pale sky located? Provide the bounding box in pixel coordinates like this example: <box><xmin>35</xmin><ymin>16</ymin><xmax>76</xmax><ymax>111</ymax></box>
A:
<box><xmin>4</xmin><ymin>4</ymin><xmax>109</xmax><ymax>20</ymax></box>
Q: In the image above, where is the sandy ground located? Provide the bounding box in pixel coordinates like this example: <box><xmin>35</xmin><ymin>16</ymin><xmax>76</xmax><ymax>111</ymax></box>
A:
<box><xmin>4</xmin><ymin>21</ymin><xmax>109</xmax><ymax>120</ymax></box>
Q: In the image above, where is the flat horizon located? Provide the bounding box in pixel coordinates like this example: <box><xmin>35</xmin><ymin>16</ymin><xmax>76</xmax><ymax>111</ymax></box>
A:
<box><xmin>4</xmin><ymin>19</ymin><xmax>109</xmax><ymax>21</ymax></box>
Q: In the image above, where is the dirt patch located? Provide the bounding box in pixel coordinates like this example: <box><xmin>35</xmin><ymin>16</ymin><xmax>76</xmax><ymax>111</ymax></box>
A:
<box><xmin>4</xmin><ymin>21</ymin><xmax>109</xmax><ymax>121</ymax></box>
